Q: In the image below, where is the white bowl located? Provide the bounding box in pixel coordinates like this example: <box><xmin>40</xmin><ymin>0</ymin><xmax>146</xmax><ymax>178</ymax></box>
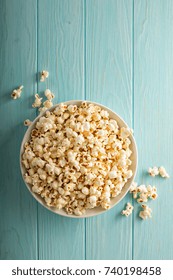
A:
<box><xmin>20</xmin><ymin>100</ymin><xmax>138</xmax><ymax>218</ymax></box>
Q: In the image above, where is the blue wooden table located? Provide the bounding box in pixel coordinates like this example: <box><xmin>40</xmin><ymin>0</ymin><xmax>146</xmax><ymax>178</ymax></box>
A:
<box><xmin>0</xmin><ymin>0</ymin><xmax>173</xmax><ymax>260</ymax></box>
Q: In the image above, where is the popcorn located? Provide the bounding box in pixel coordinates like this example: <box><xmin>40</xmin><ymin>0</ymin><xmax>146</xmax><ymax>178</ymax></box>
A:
<box><xmin>108</xmin><ymin>170</ymin><xmax>117</xmax><ymax>179</ymax></box>
<box><xmin>82</xmin><ymin>187</ymin><xmax>89</xmax><ymax>195</ymax></box>
<box><xmin>139</xmin><ymin>204</ymin><xmax>152</xmax><ymax>220</ymax></box>
<box><xmin>45</xmin><ymin>89</ymin><xmax>55</xmax><ymax>101</ymax></box>
<box><xmin>130</xmin><ymin>182</ymin><xmax>158</xmax><ymax>204</ymax></box>
<box><xmin>40</xmin><ymin>70</ymin><xmax>49</xmax><ymax>82</ymax></box>
<box><xmin>39</xmin><ymin>107</ymin><xmax>47</xmax><ymax>113</ymax></box>
<box><xmin>130</xmin><ymin>181</ymin><xmax>138</xmax><ymax>192</ymax></box>
<box><xmin>121</xmin><ymin>202</ymin><xmax>134</xmax><ymax>217</ymax></box>
<box><xmin>22</xmin><ymin>102</ymin><xmax>133</xmax><ymax>216</ymax></box>
<box><xmin>148</xmin><ymin>166</ymin><xmax>169</xmax><ymax>178</ymax></box>
<box><xmin>119</xmin><ymin>127</ymin><xmax>131</xmax><ymax>139</ymax></box>
<box><xmin>24</xmin><ymin>119</ymin><xmax>32</xmax><ymax>126</ymax></box>
<box><xmin>123</xmin><ymin>170</ymin><xmax>133</xmax><ymax>179</ymax></box>
<box><xmin>32</xmin><ymin>94</ymin><xmax>42</xmax><ymax>108</ymax></box>
<box><xmin>159</xmin><ymin>166</ymin><xmax>170</xmax><ymax>178</ymax></box>
<box><xmin>11</xmin><ymin>85</ymin><xmax>23</xmax><ymax>99</ymax></box>
<box><xmin>148</xmin><ymin>166</ymin><xmax>159</xmax><ymax>177</ymax></box>
<box><xmin>43</xmin><ymin>100</ymin><xmax>53</xmax><ymax>109</ymax></box>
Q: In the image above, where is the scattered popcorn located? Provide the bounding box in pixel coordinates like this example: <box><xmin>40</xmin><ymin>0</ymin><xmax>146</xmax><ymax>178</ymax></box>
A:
<box><xmin>130</xmin><ymin>182</ymin><xmax>158</xmax><ymax>204</ymax></box>
<box><xmin>32</xmin><ymin>94</ymin><xmax>42</xmax><ymax>108</ymax></box>
<box><xmin>148</xmin><ymin>166</ymin><xmax>169</xmax><ymax>178</ymax></box>
<box><xmin>139</xmin><ymin>204</ymin><xmax>152</xmax><ymax>220</ymax></box>
<box><xmin>45</xmin><ymin>89</ymin><xmax>55</xmax><ymax>101</ymax></box>
<box><xmin>22</xmin><ymin>102</ymin><xmax>133</xmax><ymax>216</ymax></box>
<box><xmin>11</xmin><ymin>85</ymin><xmax>23</xmax><ymax>99</ymax></box>
<box><xmin>40</xmin><ymin>70</ymin><xmax>49</xmax><ymax>82</ymax></box>
<box><xmin>24</xmin><ymin>119</ymin><xmax>32</xmax><ymax>126</ymax></box>
<box><xmin>121</xmin><ymin>202</ymin><xmax>134</xmax><ymax>217</ymax></box>
<box><xmin>159</xmin><ymin>166</ymin><xmax>170</xmax><ymax>178</ymax></box>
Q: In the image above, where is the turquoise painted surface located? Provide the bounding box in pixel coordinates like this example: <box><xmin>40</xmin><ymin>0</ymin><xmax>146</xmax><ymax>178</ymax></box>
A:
<box><xmin>0</xmin><ymin>0</ymin><xmax>173</xmax><ymax>260</ymax></box>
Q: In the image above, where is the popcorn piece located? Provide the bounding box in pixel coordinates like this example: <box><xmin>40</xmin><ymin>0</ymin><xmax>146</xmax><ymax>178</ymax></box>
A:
<box><xmin>159</xmin><ymin>166</ymin><xmax>170</xmax><ymax>178</ymax></box>
<box><xmin>108</xmin><ymin>170</ymin><xmax>117</xmax><ymax>179</ymax></box>
<box><xmin>32</xmin><ymin>94</ymin><xmax>42</xmax><ymax>108</ymax></box>
<box><xmin>130</xmin><ymin>182</ymin><xmax>158</xmax><ymax>204</ymax></box>
<box><xmin>137</xmin><ymin>192</ymin><xmax>148</xmax><ymax>203</ymax></box>
<box><xmin>24</xmin><ymin>119</ymin><xmax>32</xmax><ymax>126</ymax></box>
<box><xmin>148</xmin><ymin>166</ymin><xmax>159</xmax><ymax>177</ymax></box>
<box><xmin>129</xmin><ymin>183</ymin><xmax>136</xmax><ymax>192</ymax></box>
<box><xmin>11</xmin><ymin>85</ymin><xmax>23</xmax><ymax>99</ymax></box>
<box><xmin>123</xmin><ymin>169</ymin><xmax>133</xmax><ymax>179</ymax></box>
<box><xmin>137</xmin><ymin>184</ymin><xmax>147</xmax><ymax>193</ymax></box>
<box><xmin>121</xmin><ymin>202</ymin><xmax>134</xmax><ymax>217</ymax></box>
<box><xmin>43</xmin><ymin>100</ymin><xmax>53</xmax><ymax>109</ymax></box>
<box><xmin>40</xmin><ymin>70</ymin><xmax>49</xmax><ymax>82</ymax></box>
<box><xmin>119</xmin><ymin>127</ymin><xmax>132</xmax><ymax>139</ymax></box>
<box><xmin>39</xmin><ymin>107</ymin><xmax>47</xmax><ymax>113</ymax></box>
<box><xmin>22</xmin><ymin>102</ymin><xmax>133</xmax><ymax>216</ymax></box>
<box><xmin>146</xmin><ymin>185</ymin><xmax>158</xmax><ymax>200</ymax></box>
<box><xmin>139</xmin><ymin>204</ymin><xmax>152</xmax><ymax>220</ymax></box>
<box><xmin>45</xmin><ymin>89</ymin><xmax>55</xmax><ymax>101</ymax></box>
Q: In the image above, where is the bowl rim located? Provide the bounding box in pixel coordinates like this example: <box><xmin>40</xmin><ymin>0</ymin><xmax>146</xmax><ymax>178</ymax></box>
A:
<box><xmin>20</xmin><ymin>100</ymin><xmax>138</xmax><ymax>218</ymax></box>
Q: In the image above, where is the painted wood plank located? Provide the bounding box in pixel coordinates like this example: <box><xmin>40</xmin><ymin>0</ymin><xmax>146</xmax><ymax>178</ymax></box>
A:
<box><xmin>134</xmin><ymin>0</ymin><xmax>173</xmax><ymax>259</ymax></box>
<box><xmin>85</xmin><ymin>0</ymin><xmax>133</xmax><ymax>260</ymax></box>
<box><xmin>37</xmin><ymin>0</ymin><xmax>85</xmax><ymax>260</ymax></box>
<box><xmin>0</xmin><ymin>0</ymin><xmax>38</xmax><ymax>259</ymax></box>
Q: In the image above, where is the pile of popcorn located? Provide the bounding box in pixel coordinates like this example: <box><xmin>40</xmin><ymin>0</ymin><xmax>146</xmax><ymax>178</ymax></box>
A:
<box><xmin>121</xmin><ymin>166</ymin><xmax>170</xmax><ymax>220</ymax></box>
<box><xmin>11</xmin><ymin>70</ymin><xmax>56</xmax><ymax>125</ymax></box>
<box><xmin>22</xmin><ymin>102</ymin><xmax>133</xmax><ymax>216</ymax></box>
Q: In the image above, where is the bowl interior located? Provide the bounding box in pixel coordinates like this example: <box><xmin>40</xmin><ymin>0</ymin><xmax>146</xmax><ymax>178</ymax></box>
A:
<box><xmin>20</xmin><ymin>100</ymin><xmax>138</xmax><ymax>218</ymax></box>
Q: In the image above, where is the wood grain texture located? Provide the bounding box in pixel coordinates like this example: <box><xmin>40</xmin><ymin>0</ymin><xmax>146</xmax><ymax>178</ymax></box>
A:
<box><xmin>85</xmin><ymin>0</ymin><xmax>133</xmax><ymax>260</ymax></box>
<box><xmin>0</xmin><ymin>0</ymin><xmax>38</xmax><ymax>259</ymax></box>
<box><xmin>134</xmin><ymin>0</ymin><xmax>173</xmax><ymax>259</ymax></box>
<box><xmin>1</xmin><ymin>0</ymin><xmax>173</xmax><ymax>260</ymax></box>
<box><xmin>37</xmin><ymin>0</ymin><xmax>85</xmax><ymax>260</ymax></box>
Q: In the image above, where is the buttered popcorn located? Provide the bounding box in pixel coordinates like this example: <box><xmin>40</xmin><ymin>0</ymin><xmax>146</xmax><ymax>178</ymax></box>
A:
<box><xmin>22</xmin><ymin>102</ymin><xmax>133</xmax><ymax>216</ymax></box>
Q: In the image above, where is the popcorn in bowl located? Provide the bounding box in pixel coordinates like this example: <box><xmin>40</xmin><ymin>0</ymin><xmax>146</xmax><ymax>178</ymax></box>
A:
<box><xmin>20</xmin><ymin>101</ymin><xmax>137</xmax><ymax>217</ymax></box>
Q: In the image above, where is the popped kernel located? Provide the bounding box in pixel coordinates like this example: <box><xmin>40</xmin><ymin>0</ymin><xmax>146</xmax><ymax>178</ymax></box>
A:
<box><xmin>43</xmin><ymin>100</ymin><xmax>53</xmax><ymax>109</ymax></box>
<box><xmin>159</xmin><ymin>166</ymin><xmax>170</xmax><ymax>178</ymax></box>
<box><xmin>121</xmin><ymin>202</ymin><xmax>134</xmax><ymax>217</ymax></box>
<box><xmin>130</xmin><ymin>182</ymin><xmax>158</xmax><ymax>204</ymax></box>
<box><xmin>139</xmin><ymin>204</ymin><xmax>152</xmax><ymax>220</ymax></box>
<box><xmin>45</xmin><ymin>89</ymin><xmax>55</xmax><ymax>101</ymax></box>
<box><xmin>148</xmin><ymin>166</ymin><xmax>159</xmax><ymax>177</ymax></box>
<box><xmin>11</xmin><ymin>85</ymin><xmax>23</xmax><ymax>99</ymax></box>
<box><xmin>24</xmin><ymin>119</ymin><xmax>32</xmax><ymax>126</ymax></box>
<box><xmin>32</xmin><ymin>94</ymin><xmax>42</xmax><ymax>108</ymax></box>
<box><xmin>40</xmin><ymin>70</ymin><xmax>49</xmax><ymax>82</ymax></box>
